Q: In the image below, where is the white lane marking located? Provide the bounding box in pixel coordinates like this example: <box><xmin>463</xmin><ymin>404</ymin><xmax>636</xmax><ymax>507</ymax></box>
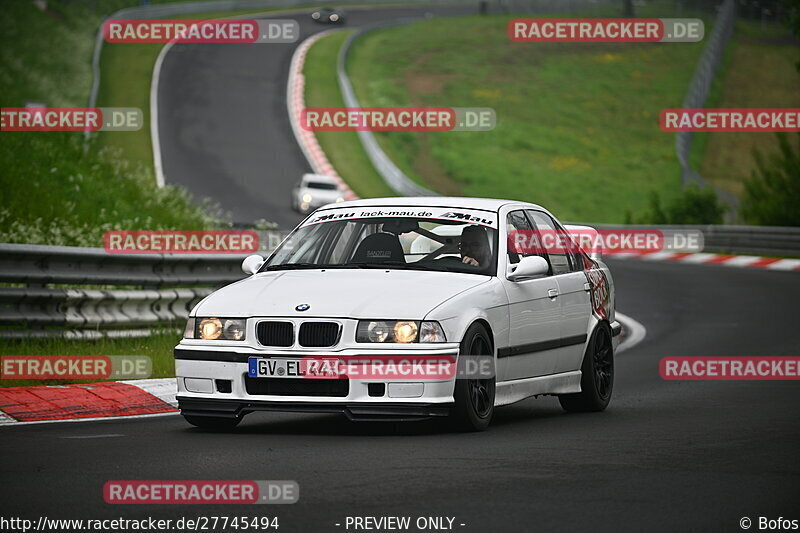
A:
<box><xmin>120</xmin><ymin>377</ymin><xmax>178</xmax><ymax>407</ymax></box>
<box><xmin>150</xmin><ymin>39</ymin><xmax>174</xmax><ymax>188</ymax></box>
<box><xmin>615</xmin><ymin>311</ymin><xmax>647</xmax><ymax>354</ymax></box>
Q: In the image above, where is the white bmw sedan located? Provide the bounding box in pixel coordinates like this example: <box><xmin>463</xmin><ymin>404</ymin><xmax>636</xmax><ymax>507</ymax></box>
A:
<box><xmin>175</xmin><ymin>197</ymin><xmax>620</xmax><ymax>431</ymax></box>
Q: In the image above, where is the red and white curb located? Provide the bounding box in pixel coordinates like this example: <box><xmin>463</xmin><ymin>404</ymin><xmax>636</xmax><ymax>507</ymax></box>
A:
<box><xmin>606</xmin><ymin>251</ymin><xmax>800</xmax><ymax>271</ymax></box>
<box><xmin>287</xmin><ymin>30</ymin><xmax>358</xmax><ymax>201</ymax></box>
<box><xmin>0</xmin><ymin>378</ymin><xmax>178</xmax><ymax>426</ymax></box>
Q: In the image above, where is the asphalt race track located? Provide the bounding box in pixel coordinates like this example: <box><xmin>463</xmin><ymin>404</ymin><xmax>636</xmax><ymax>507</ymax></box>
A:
<box><xmin>2</xmin><ymin>259</ymin><xmax>799</xmax><ymax>532</ymax></box>
<box><xmin>157</xmin><ymin>5</ymin><xmax>477</xmax><ymax>227</ymax></box>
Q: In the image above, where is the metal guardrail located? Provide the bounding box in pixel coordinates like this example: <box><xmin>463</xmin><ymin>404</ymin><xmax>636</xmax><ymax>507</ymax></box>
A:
<box><xmin>0</xmin><ymin>243</ymin><xmax>265</xmax><ymax>338</ymax></box>
<box><xmin>0</xmin><ymin>287</ymin><xmax>212</xmax><ymax>328</ymax></box>
<box><xmin>590</xmin><ymin>224</ymin><xmax>800</xmax><ymax>258</ymax></box>
<box><xmin>0</xmin><ymin>244</ymin><xmax>249</xmax><ymax>287</ymax></box>
<box><xmin>676</xmin><ymin>0</ymin><xmax>736</xmax><ymax>190</ymax></box>
<box><xmin>3</xmin><ymin>223</ymin><xmax>799</xmax><ymax>337</ymax></box>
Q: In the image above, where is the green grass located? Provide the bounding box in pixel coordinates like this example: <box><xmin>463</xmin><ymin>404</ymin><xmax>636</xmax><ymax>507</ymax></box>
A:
<box><xmin>0</xmin><ymin>330</ymin><xmax>180</xmax><ymax>387</ymax></box>
<box><xmin>698</xmin><ymin>20</ymin><xmax>800</xmax><ymax>199</ymax></box>
<box><xmin>96</xmin><ymin>42</ymin><xmax>164</xmax><ymax>168</ymax></box>
<box><xmin>345</xmin><ymin>11</ymin><xmax>713</xmax><ymax>223</ymax></box>
<box><xmin>304</xmin><ymin>31</ymin><xmax>397</xmax><ymax>198</ymax></box>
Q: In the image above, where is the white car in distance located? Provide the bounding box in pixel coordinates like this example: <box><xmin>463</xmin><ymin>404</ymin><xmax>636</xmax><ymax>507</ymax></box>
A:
<box><xmin>176</xmin><ymin>197</ymin><xmax>620</xmax><ymax>431</ymax></box>
<box><xmin>291</xmin><ymin>173</ymin><xmax>345</xmax><ymax>214</ymax></box>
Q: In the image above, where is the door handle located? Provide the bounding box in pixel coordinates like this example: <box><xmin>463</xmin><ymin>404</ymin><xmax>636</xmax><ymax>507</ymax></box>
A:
<box><xmin>547</xmin><ymin>288</ymin><xmax>559</xmax><ymax>298</ymax></box>
<box><xmin>584</xmin><ymin>282</ymin><xmax>591</xmax><ymax>292</ymax></box>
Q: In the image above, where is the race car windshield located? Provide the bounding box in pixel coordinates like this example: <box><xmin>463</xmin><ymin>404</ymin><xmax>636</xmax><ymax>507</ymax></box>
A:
<box><xmin>263</xmin><ymin>217</ymin><xmax>498</xmax><ymax>275</ymax></box>
<box><xmin>305</xmin><ymin>182</ymin><xmax>338</xmax><ymax>190</ymax></box>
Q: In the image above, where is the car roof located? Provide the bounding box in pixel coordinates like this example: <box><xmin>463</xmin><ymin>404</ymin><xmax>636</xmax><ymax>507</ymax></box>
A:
<box><xmin>328</xmin><ymin>196</ymin><xmax>545</xmax><ymax>212</ymax></box>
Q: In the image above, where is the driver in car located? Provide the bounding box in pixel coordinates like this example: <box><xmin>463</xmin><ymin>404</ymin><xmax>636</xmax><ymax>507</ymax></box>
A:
<box><xmin>459</xmin><ymin>225</ymin><xmax>491</xmax><ymax>267</ymax></box>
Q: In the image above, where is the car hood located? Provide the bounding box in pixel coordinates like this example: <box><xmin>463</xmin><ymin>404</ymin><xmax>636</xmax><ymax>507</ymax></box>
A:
<box><xmin>194</xmin><ymin>269</ymin><xmax>490</xmax><ymax>319</ymax></box>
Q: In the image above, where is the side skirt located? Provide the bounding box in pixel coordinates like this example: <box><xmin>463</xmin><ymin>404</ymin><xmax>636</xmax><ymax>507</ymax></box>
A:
<box><xmin>494</xmin><ymin>371</ymin><xmax>582</xmax><ymax>407</ymax></box>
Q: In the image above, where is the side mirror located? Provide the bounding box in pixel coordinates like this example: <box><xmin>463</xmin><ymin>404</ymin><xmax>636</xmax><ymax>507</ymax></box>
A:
<box><xmin>507</xmin><ymin>255</ymin><xmax>549</xmax><ymax>281</ymax></box>
<box><xmin>241</xmin><ymin>254</ymin><xmax>264</xmax><ymax>275</ymax></box>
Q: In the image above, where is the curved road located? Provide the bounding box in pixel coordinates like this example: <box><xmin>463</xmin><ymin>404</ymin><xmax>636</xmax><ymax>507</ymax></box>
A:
<box><xmin>2</xmin><ymin>260</ymin><xmax>799</xmax><ymax>531</ymax></box>
<box><xmin>157</xmin><ymin>5</ymin><xmax>477</xmax><ymax>227</ymax></box>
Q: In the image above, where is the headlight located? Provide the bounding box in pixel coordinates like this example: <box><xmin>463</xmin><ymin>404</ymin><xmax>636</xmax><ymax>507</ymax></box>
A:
<box><xmin>356</xmin><ymin>320</ymin><xmax>445</xmax><ymax>343</ymax></box>
<box><xmin>302</xmin><ymin>193</ymin><xmax>312</xmax><ymax>203</ymax></box>
<box><xmin>196</xmin><ymin>317</ymin><xmax>246</xmax><ymax>341</ymax></box>
<box><xmin>335</xmin><ymin>197</ymin><xmax>344</xmax><ymax>203</ymax></box>
<box><xmin>223</xmin><ymin>319</ymin><xmax>246</xmax><ymax>340</ymax></box>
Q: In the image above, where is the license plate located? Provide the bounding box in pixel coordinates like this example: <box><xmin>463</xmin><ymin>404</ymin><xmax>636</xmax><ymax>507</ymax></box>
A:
<box><xmin>248</xmin><ymin>357</ymin><xmax>340</xmax><ymax>378</ymax></box>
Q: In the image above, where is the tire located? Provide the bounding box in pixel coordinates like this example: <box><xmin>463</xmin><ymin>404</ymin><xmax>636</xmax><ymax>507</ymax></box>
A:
<box><xmin>558</xmin><ymin>323</ymin><xmax>614</xmax><ymax>413</ymax></box>
<box><xmin>450</xmin><ymin>323</ymin><xmax>495</xmax><ymax>432</ymax></box>
<box><xmin>183</xmin><ymin>414</ymin><xmax>242</xmax><ymax>431</ymax></box>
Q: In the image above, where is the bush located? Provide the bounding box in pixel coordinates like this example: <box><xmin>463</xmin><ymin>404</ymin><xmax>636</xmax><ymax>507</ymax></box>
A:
<box><xmin>740</xmin><ymin>133</ymin><xmax>800</xmax><ymax>226</ymax></box>
<box><xmin>633</xmin><ymin>185</ymin><xmax>726</xmax><ymax>225</ymax></box>
<box><xmin>0</xmin><ymin>133</ymin><xmax>225</xmax><ymax>247</ymax></box>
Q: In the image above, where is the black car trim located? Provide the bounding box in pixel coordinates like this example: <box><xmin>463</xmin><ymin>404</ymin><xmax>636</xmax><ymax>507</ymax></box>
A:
<box><xmin>497</xmin><ymin>333</ymin><xmax>588</xmax><ymax>359</ymax></box>
<box><xmin>174</xmin><ymin>349</ymin><xmax>250</xmax><ymax>363</ymax></box>
<box><xmin>177</xmin><ymin>396</ymin><xmax>452</xmax><ymax>422</ymax></box>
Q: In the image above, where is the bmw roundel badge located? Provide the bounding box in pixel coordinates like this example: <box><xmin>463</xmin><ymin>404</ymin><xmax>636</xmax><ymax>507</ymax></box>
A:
<box><xmin>295</xmin><ymin>303</ymin><xmax>310</xmax><ymax>312</ymax></box>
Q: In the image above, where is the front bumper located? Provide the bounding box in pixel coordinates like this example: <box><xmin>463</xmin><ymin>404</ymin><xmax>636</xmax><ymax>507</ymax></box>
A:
<box><xmin>178</xmin><ymin>397</ymin><xmax>451</xmax><ymax>422</ymax></box>
<box><xmin>175</xmin><ymin>344</ymin><xmax>460</xmax><ymax>421</ymax></box>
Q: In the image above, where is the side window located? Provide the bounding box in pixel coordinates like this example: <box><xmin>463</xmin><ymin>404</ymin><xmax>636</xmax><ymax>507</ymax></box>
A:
<box><xmin>506</xmin><ymin>210</ymin><xmax>542</xmax><ymax>267</ymax></box>
<box><xmin>525</xmin><ymin>210</ymin><xmax>572</xmax><ymax>276</ymax></box>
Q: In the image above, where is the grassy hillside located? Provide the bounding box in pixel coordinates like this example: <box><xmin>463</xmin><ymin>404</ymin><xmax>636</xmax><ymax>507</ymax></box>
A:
<box><xmin>699</xmin><ymin>20</ymin><xmax>800</xmax><ymax>198</ymax></box>
<box><xmin>345</xmin><ymin>11</ymin><xmax>712</xmax><ymax>223</ymax></box>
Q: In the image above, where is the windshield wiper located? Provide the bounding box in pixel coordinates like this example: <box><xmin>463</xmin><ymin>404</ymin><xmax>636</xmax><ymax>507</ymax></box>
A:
<box><xmin>264</xmin><ymin>263</ymin><xmax>329</xmax><ymax>271</ymax></box>
<box><xmin>349</xmin><ymin>261</ymin><xmax>432</xmax><ymax>271</ymax></box>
